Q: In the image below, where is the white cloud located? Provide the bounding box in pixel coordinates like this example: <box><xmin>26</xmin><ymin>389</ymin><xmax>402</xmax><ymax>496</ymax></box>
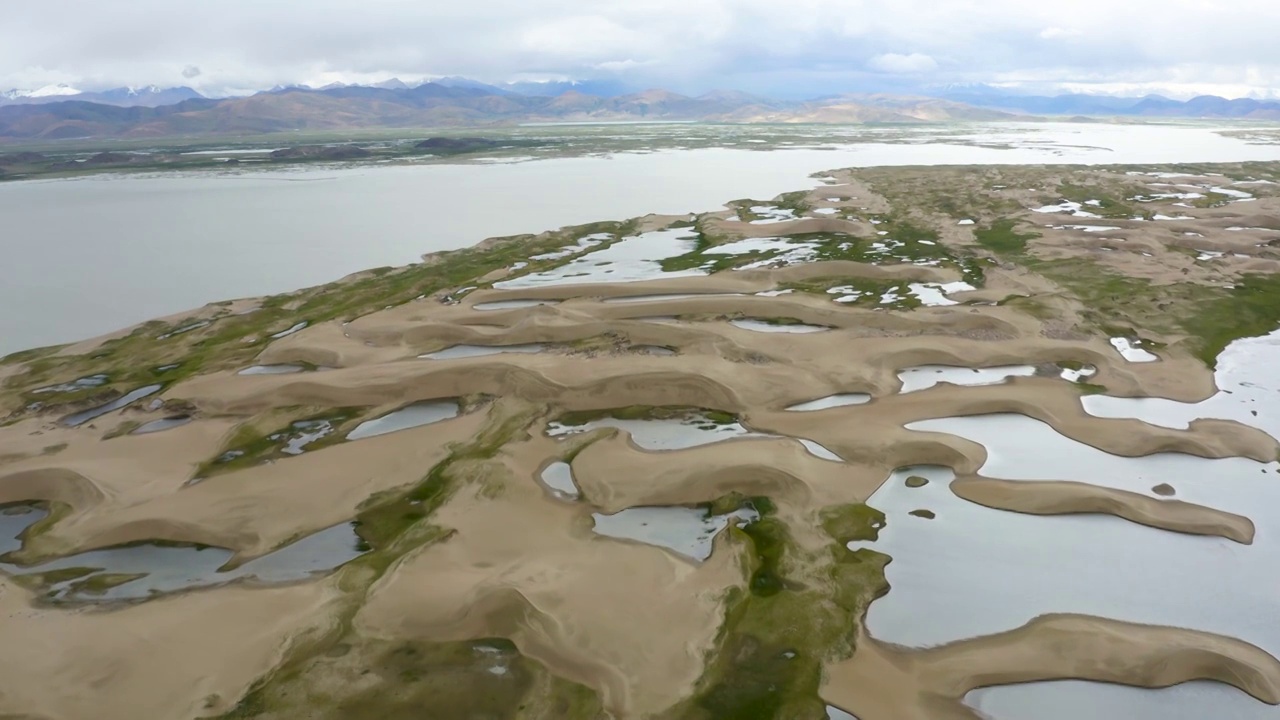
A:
<box><xmin>867</xmin><ymin>53</ymin><xmax>938</xmax><ymax>74</ymax></box>
<box><xmin>0</xmin><ymin>0</ymin><xmax>1278</xmax><ymax>98</ymax></box>
<box><xmin>1038</xmin><ymin>27</ymin><xmax>1079</xmax><ymax>40</ymax></box>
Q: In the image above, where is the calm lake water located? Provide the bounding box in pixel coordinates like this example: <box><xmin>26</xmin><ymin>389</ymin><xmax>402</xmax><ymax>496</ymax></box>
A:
<box><xmin>2</xmin><ymin>122</ymin><xmax>1279</xmax><ymax>354</ymax></box>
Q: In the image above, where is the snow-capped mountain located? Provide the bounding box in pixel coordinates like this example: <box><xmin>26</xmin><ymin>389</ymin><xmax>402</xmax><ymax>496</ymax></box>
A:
<box><xmin>2</xmin><ymin>84</ymin><xmax>82</xmax><ymax>100</ymax></box>
<box><xmin>0</xmin><ymin>85</ymin><xmax>202</xmax><ymax>107</ymax></box>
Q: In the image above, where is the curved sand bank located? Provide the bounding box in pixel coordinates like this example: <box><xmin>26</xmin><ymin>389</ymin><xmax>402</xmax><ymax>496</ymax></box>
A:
<box><xmin>0</xmin><ymin>575</ymin><xmax>342</xmax><ymax>720</ymax></box>
<box><xmin>951</xmin><ymin>476</ymin><xmax>1256</xmax><ymax>544</ymax></box>
<box><xmin>824</xmin><ymin>614</ymin><xmax>1280</xmax><ymax>720</ymax></box>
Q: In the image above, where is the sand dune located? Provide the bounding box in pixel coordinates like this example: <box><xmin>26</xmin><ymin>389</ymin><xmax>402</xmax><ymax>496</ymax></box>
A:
<box><xmin>824</xmin><ymin>614</ymin><xmax>1280</xmax><ymax>720</ymax></box>
<box><xmin>951</xmin><ymin>476</ymin><xmax>1256</xmax><ymax>543</ymax></box>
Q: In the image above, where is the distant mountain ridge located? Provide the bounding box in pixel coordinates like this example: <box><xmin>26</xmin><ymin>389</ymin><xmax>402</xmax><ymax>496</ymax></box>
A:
<box><xmin>0</xmin><ymin>84</ymin><xmax>1016</xmax><ymax>141</ymax></box>
<box><xmin>0</xmin><ymin>85</ymin><xmax>204</xmax><ymax>108</ymax></box>
<box><xmin>937</xmin><ymin>86</ymin><xmax>1280</xmax><ymax>120</ymax></box>
<box><xmin>3</xmin><ymin>78</ymin><xmax>1280</xmax><ymax>142</ymax></box>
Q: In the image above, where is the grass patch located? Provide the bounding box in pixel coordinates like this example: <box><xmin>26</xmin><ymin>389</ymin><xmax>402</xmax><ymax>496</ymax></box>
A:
<box><xmin>194</xmin><ymin>408</ymin><xmax>363</xmax><ymax>479</ymax></box>
<box><xmin>975</xmin><ymin>219</ymin><xmax>1037</xmax><ymax>255</ymax></box>
<box><xmin>820</xmin><ymin>504</ymin><xmax>886</xmax><ymax>544</ymax></box>
<box><xmin>677</xmin><ymin>499</ymin><xmax>891</xmax><ymax>720</ymax></box>
<box><xmin>1179</xmin><ymin>274</ymin><xmax>1280</xmax><ymax>367</ymax></box>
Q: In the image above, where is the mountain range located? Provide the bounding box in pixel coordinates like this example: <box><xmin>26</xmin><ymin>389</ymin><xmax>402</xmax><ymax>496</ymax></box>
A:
<box><xmin>0</xmin><ymin>84</ymin><xmax>205</xmax><ymax>108</ymax></box>
<box><xmin>0</xmin><ymin>85</ymin><xmax>1014</xmax><ymax>141</ymax></box>
<box><xmin>1</xmin><ymin>78</ymin><xmax>1278</xmax><ymax>142</ymax></box>
<box><xmin>935</xmin><ymin>85</ymin><xmax>1280</xmax><ymax>120</ymax></box>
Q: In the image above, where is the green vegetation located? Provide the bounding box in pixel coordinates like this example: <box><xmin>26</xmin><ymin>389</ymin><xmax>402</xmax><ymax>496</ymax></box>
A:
<box><xmin>672</xmin><ymin>500</ymin><xmax>890</xmax><ymax>720</ymax></box>
<box><xmin>66</xmin><ymin>572</ymin><xmax>149</xmax><ymax>596</ymax></box>
<box><xmin>223</xmin><ymin>637</ymin><xmax>604</xmax><ymax>720</ymax></box>
<box><xmin>0</xmin><ymin>219</ymin><xmax>635</xmax><ymax>420</ymax></box>
<box><xmin>975</xmin><ymin>219</ymin><xmax>1038</xmax><ymax>255</ymax></box>
<box><xmin>819</xmin><ymin>504</ymin><xmax>886</xmax><ymax>544</ymax></box>
<box><xmin>1179</xmin><ymin>274</ymin><xmax>1280</xmax><ymax>366</ymax></box>
<box><xmin>909</xmin><ymin>509</ymin><xmax>936</xmax><ymax>520</ymax></box>
<box><xmin>1054</xmin><ymin>182</ymin><xmax>1137</xmax><ymax>219</ymax></box>
<box><xmin>220</xmin><ymin>401</ymin><xmax>608</xmax><ymax>719</ymax></box>
<box><xmin>194</xmin><ymin>408</ymin><xmax>363</xmax><ymax>480</ymax></box>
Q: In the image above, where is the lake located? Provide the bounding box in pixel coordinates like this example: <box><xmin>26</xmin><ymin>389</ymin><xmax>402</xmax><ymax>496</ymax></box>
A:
<box><xmin>2</xmin><ymin>121</ymin><xmax>1279</xmax><ymax>355</ymax></box>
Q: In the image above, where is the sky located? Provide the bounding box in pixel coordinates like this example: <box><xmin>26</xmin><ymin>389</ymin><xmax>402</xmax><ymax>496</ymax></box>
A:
<box><xmin>3</xmin><ymin>0</ymin><xmax>1280</xmax><ymax>100</ymax></box>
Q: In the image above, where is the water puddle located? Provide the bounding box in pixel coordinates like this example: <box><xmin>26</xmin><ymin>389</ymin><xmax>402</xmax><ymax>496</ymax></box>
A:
<box><xmin>744</xmin><ymin>205</ymin><xmax>798</xmax><ymax>224</ymax></box>
<box><xmin>826</xmin><ymin>706</ymin><xmax>858</xmax><ymax>720</ymax></box>
<box><xmin>907</xmin><ymin>281</ymin><xmax>975</xmax><ymax>306</ymax></box>
<box><xmin>238</xmin><ymin>364</ymin><xmax>307</xmax><ymax>375</ymax></box>
<box><xmin>897</xmin><ymin>365</ymin><xmax>1037</xmax><ymax>393</ymax></box>
<box><xmin>1032</xmin><ymin>201</ymin><xmax>1102</xmax><ymax>219</ymax></box>
<box><xmin>346</xmin><ymin>401</ymin><xmax>460</xmax><ymax>441</ymax></box>
<box><xmin>273</xmin><ymin>419</ymin><xmax>337</xmax><ymax>455</ymax></box>
<box><xmin>1048</xmin><ymin>224</ymin><xmax>1122</xmax><ymax>233</ymax></box>
<box><xmin>1109</xmin><ymin>337</ymin><xmax>1159</xmax><ymax>362</ymax></box>
<box><xmin>527</xmin><ymin>233</ymin><xmax>610</xmax><ymax>261</ymax></box>
<box><xmin>419</xmin><ymin>344</ymin><xmax>547</xmax><ymax>360</ymax></box>
<box><xmin>538</xmin><ymin>462</ymin><xmax>580</xmax><ymax>500</ymax></box>
<box><xmin>0</xmin><ymin>506</ymin><xmax>366</xmax><ymax>602</ymax></box>
<box><xmin>61</xmin><ymin>384</ymin><xmax>164</xmax><ymax>427</ymax></box>
<box><xmin>270</xmin><ymin>321</ymin><xmax>309</xmax><ymax>339</ymax></box>
<box><xmin>591</xmin><ymin>504</ymin><xmax>759</xmax><ymax>561</ymax></box>
<box><xmin>547</xmin><ymin>411</ymin><xmax>770</xmax><ymax>451</ymax></box>
<box><xmin>157</xmin><ymin>320</ymin><xmax>211</xmax><ymax>340</ymax></box>
<box><xmin>494</xmin><ymin>227</ymin><xmax>704</xmax><ymax>289</ymax></box>
<box><xmin>132</xmin><ymin>415</ymin><xmax>193</xmax><ymax>435</ymax></box>
<box><xmin>1059</xmin><ymin>364</ymin><xmax>1098</xmax><ymax>383</ymax></box>
<box><xmin>471</xmin><ymin>299</ymin><xmax>560</xmax><ymax>311</ymax></box>
<box><xmin>786</xmin><ymin>394</ymin><xmax>872</xmax><ymax>411</ymax></box>
<box><xmin>729</xmin><ymin>319</ymin><xmax>831</xmax><ymax>334</ymax></box>
<box><xmin>799</xmin><ymin>439</ymin><xmax>843</xmax><ymax>462</ymax></box>
<box><xmin>33</xmin><ymin>374</ymin><xmax>109</xmax><ymax>394</ymax></box>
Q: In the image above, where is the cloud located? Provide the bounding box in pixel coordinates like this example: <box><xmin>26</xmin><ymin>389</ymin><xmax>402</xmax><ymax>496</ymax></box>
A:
<box><xmin>867</xmin><ymin>53</ymin><xmax>938</xmax><ymax>74</ymax></box>
<box><xmin>0</xmin><ymin>0</ymin><xmax>1277</xmax><ymax>99</ymax></box>
<box><xmin>1038</xmin><ymin>27</ymin><xmax>1079</xmax><ymax>40</ymax></box>
<box><xmin>182</xmin><ymin>65</ymin><xmax>202</xmax><ymax>79</ymax></box>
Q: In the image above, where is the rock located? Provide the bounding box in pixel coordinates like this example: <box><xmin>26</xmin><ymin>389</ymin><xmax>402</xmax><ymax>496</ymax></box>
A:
<box><xmin>905</xmin><ymin>475</ymin><xmax>929</xmax><ymax>488</ymax></box>
<box><xmin>1152</xmin><ymin>483</ymin><xmax>1176</xmax><ymax>497</ymax></box>
<box><xmin>910</xmin><ymin>509</ymin><xmax>936</xmax><ymax>520</ymax></box>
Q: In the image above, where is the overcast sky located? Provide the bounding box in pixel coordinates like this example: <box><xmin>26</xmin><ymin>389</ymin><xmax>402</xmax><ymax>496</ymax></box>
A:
<box><xmin>3</xmin><ymin>0</ymin><xmax>1279</xmax><ymax>99</ymax></box>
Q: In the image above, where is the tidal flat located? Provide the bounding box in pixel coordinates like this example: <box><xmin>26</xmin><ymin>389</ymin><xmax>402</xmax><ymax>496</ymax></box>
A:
<box><xmin>2</xmin><ymin>126</ymin><xmax>1280</xmax><ymax>719</ymax></box>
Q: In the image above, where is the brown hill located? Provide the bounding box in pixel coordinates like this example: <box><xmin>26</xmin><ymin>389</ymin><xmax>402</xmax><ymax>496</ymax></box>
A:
<box><xmin>0</xmin><ymin>85</ymin><xmax>1019</xmax><ymax>142</ymax></box>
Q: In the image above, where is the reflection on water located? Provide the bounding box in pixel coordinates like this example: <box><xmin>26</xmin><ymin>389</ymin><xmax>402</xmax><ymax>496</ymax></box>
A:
<box><xmin>858</xmin><ymin>330</ymin><xmax>1280</xmax><ymax>718</ymax></box>
<box><xmin>61</xmin><ymin>384</ymin><xmax>163</xmax><ymax>427</ymax></box>
<box><xmin>346</xmin><ymin>401</ymin><xmax>460</xmax><ymax>441</ymax></box>
<box><xmin>8</xmin><ymin>123</ymin><xmax>1277</xmax><ymax>356</ymax></box>
<box><xmin>0</xmin><ymin>504</ymin><xmax>366</xmax><ymax>602</ymax></box>
<box><xmin>591</xmin><ymin>504</ymin><xmax>759</xmax><ymax>562</ymax></box>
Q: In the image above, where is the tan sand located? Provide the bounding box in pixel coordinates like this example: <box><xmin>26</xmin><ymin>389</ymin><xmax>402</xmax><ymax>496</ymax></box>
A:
<box><xmin>824</xmin><ymin>614</ymin><xmax>1280</xmax><ymax>720</ymax></box>
<box><xmin>951</xmin><ymin>476</ymin><xmax>1255</xmax><ymax>544</ymax></box>
<box><xmin>0</xmin><ymin>164</ymin><xmax>1276</xmax><ymax>718</ymax></box>
<box><xmin>0</xmin><ymin>576</ymin><xmax>341</xmax><ymax>720</ymax></box>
